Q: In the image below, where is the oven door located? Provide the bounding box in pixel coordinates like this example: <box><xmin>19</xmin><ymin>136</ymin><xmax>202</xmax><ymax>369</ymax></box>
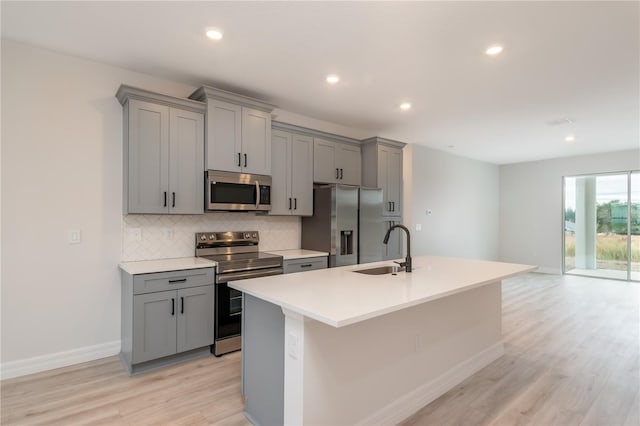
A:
<box><xmin>206</xmin><ymin>170</ymin><xmax>271</xmax><ymax>211</ymax></box>
<box><xmin>215</xmin><ymin>283</ymin><xmax>242</xmax><ymax>341</ymax></box>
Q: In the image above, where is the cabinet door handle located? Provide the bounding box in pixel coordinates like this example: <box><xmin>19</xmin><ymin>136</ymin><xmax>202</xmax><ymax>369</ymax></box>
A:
<box><xmin>391</xmin><ymin>201</ymin><xmax>395</xmax><ymax>212</ymax></box>
<box><xmin>168</xmin><ymin>278</ymin><xmax>187</xmax><ymax>284</ymax></box>
<box><xmin>237</xmin><ymin>153</ymin><xmax>241</xmax><ymax>167</ymax></box>
<box><xmin>336</xmin><ymin>168</ymin><xmax>339</xmax><ymax>179</ymax></box>
<box><xmin>164</xmin><ymin>191</ymin><xmax>167</xmax><ymax>207</ymax></box>
<box><xmin>181</xmin><ymin>297</ymin><xmax>184</xmax><ymax>314</ymax></box>
<box><xmin>340</xmin><ymin>168</ymin><xmax>344</xmax><ymax>179</ymax></box>
<box><xmin>171</xmin><ymin>298</ymin><xmax>175</xmax><ymax>316</ymax></box>
<box><xmin>294</xmin><ymin>198</ymin><xmax>297</xmax><ymax>210</ymax></box>
<box><xmin>289</xmin><ymin>197</ymin><xmax>292</xmax><ymax>210</ymax></box>
<box><xmin>172</xmin><ymin>192</ymin><xmax>176</xmax><ymax>208</ymax></box>
<box><xmin>388</xmin><ymin>202</ymin><xmax>392</xmax><ymax>211</ymax></box>
<box><xmin>244</xmin><ymin>153</ymin><xmax>247</xmax><ymax>168</ymax></box>
<box><xmin>300</xmin><ymin>263</ymin><xmax>313</xmax><ymax>268</ymax></box>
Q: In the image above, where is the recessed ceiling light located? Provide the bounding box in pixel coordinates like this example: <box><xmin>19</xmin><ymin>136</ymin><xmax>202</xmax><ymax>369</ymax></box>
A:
<box><xmin>326</xmin><ymin>74</ymin><xmax>340</xmax><ymax>84</ymax></box>
<box><xmin>565</xmin><ymin>135</ymin><xmax>576</xmax><ymax>143</ymax></box>
<box><xmin>206</xmin><ymin>28</ymin><xmax>223</xmax><ymax>40</ymax></box>
<box><xmin>485</xmin><ymin>45</ymin><xmax>504</xmax><ymax>56</ymax></box>
<box><xmin>400</xmin><ymin>102</ymin><xmax>412</xmax><ymax>110</ymax></box>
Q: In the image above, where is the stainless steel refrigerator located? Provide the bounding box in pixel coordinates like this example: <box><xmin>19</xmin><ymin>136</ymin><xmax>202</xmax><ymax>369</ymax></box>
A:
<box><xmin>301</xmin><ymin>185</ymin><xmax>384</xmax><ymax>267</ymax></box>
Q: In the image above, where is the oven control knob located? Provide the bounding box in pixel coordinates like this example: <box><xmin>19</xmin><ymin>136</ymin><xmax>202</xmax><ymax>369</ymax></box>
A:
<box><xmin>245</xmin><ymin>232</ymin><xmax>251</xmax><ymax>239</ymax></box>
<box><xmin>252</xmin><ymin>233</ymin><xmax>258</xmax><ymax>238</ymax></box>
<box><xmin>199</xmin><ymin>235</ymin><xmax>207</xmax><ymax>241</ymax></box>
<box><xmin>209</xmin><ymin>234</ymin><xmax>216</xmax><ymax>240</ymax></box>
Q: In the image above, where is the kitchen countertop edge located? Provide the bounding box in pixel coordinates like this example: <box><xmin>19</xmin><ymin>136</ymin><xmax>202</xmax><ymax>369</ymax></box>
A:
<box><xmin>265</xmin><ymin>249</ymin><xmax>329</xmax><ymax>260</ymax></box>
<box><xmin>119</xmin><ymin>257</ymin><xmax>217</xmax><ymax>275</ymax></box>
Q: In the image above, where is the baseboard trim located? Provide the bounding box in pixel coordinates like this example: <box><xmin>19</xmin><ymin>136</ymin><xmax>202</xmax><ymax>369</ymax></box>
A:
<box><xmin>357</xmin><ymin>341</ymin><xmax>504</xmax><ymax>426</ymax></box>
<box><xmin>534</xmin><ymin>267</ymin><xmax>563</xmax><ymax>275</ymax></box>
<box><xmin>1</xmin><ymin>340</ymin><xmax>121</xmax><ymax>380</ymax></box>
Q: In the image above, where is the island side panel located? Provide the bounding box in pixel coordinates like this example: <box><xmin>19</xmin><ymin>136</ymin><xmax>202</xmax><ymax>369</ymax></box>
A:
<box><xmin>242</xmin><ymin>294</ymin><xmax>285</xmax><ymax>426</ymax></box>
<box><xmin>300</xmin><ymin>281</ymin><xmax>503</xmax><ymax>426</ymax></box>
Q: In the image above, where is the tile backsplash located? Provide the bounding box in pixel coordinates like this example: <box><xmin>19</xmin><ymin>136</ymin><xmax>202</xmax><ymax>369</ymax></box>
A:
<box><xmin>122</xmin><ymin>213</ymin><xmax>301</xmax><ymax>261</ymax></box>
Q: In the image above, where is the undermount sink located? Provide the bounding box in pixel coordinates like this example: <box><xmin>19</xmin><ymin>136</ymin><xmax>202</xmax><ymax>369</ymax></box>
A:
<box><xmin>353</xmin><ymin>265</ymin><xmax>400</xmax><ymax>275</ymax></box>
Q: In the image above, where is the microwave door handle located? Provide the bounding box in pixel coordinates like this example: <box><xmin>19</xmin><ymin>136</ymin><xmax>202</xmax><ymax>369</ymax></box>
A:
<box><xmin>255</xmin><ymin>180</ymin><xmax>260</xmax><ymax>209</ymax></box>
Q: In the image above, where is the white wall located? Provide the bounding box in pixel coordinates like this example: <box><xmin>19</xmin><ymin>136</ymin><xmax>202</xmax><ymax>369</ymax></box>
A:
<box><xmin>0</xmin><ymin>40</ymin><xmax>369</xmax><ymax>377</ymax></box>
<box><xmin>499</xmin><ymin>149</ymin><xmax>640</xmax><ymax>273</ymax></box>
<box><xmin>404</xmin><ymin>144</ymin><xmax>500</xmax><ymax>260</ymax></box>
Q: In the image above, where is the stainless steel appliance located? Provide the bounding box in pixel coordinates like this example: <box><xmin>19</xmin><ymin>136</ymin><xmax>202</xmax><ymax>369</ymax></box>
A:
<box><xmin>301</xmin><ymin>185</ymin><xmax>384</xmax><ymax>267</ymax></box>
<box><xmin>206</xmin><ymin>170</ymin><xmax>272</xmax><ymax>212</ymax></box>
<box><xmin>195</xmin><ymin>231</ymin><xmax>283</xmax><ymax>356</ymax></box>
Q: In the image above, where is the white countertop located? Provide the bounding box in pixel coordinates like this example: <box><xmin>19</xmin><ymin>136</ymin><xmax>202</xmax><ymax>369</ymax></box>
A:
<box><xmin>119</xmin><ymin>257</ymin><xmax>216</xmax><ymax>275</ymax></box>
<box><xmin>265</xmin><ymin>249</ymin><xmax>329</xmax><ymax>260</ymax></box>
<box><xmin>230</xmin><ymin>256</ymin><xmax>536</xmax><ymax>328</ymax></box>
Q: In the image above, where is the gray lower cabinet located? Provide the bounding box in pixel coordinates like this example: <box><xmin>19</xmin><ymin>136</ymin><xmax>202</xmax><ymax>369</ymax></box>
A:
<box><xmin>121</xmin><ymin>268</ymin><xmax>215</xmax><ymax>374</ymax></box>
<box><xmin>270</xmin><ymin>129</ymin><xmax>313</xmax><ymax>216</ymax></box>
<box><xmin>384</xmin><ymin>218</ymin><xmax>404</xmax><ymax>261</ymax></box>
<box><xmin>132</xmin><ymin>290</ymin><xmax>177</xmax><ymax>364</ymax></box>
<box><xmin>116</xmin><ymin>85</ymin><xmax>205</xmax><ymax>215</ymax></box>
<box><xmin>283</xmin><ymin>256</ymin><xmax>328</xmax><ymax>274</ymax></box>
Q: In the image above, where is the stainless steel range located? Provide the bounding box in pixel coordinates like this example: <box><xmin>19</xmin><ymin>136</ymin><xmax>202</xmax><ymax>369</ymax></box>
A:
<box><xmin>195</xmin><ymin>231</ymin><xmax>283</xmax><ymax>356</ymax></box>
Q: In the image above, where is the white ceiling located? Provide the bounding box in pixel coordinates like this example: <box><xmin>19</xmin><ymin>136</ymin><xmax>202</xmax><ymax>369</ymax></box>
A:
<box><xmin>2</xmin><ymin>1</ymin><xmax>638</xmax><ymax>165</ymax></box>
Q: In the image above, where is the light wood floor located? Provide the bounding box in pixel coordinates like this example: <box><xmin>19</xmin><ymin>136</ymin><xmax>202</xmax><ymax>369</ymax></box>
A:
<box><xmin>2</xmin><ymin>273</ymin><xmax>638</xmax><ymax>425</ymax></box>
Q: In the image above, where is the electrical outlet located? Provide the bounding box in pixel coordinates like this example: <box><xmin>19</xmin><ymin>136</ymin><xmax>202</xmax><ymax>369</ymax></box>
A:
<box><xmin>162</xmin><ymin>228</ymin><xmax>174</xmax><ymax>240</ymax></box>
<box><xmin>287</xmin><ymin>332</ymin><xmax>298</xmax><ymax>359</ymax></box>
<box><xmin>129</xmin><ymin>228</ymin><xmax>142</xmax><ymax>242</ymax></box>
<box><xmin>67</xmin><ymin>229</ymin><xmax>81</xmax><ymax>244</ymax></box>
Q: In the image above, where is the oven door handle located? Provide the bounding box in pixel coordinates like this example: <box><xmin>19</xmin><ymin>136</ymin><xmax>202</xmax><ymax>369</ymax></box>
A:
<box><xmin>255</xmin><ymin>180</ymin><xmax>260</xmax><ymax>209</ymax></box>
<box><xmin>217</xmin><ymin>267</ymin><xmax>283</xmax><ymax>283</ymax></box>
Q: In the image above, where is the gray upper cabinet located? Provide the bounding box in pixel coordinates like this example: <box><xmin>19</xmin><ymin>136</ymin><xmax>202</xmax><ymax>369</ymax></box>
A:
<box><xmin>206</xmin><ymin>99</ymin><xmax>242</xmax><ymax>172</ymax></box>
<box><xmin>313</xmin><ymin>138</ymin><xmax>361</xmax><ymax>186</ymax></box>
<box><xmin>117</xmin><ymin>85</ymin><xmax>205</xmax><ymax>215</ymax></box>
<box><xmin>361</xmin><ymin>137</ymin><xmax>405</xmax><ymax>217</ymax></box>
<box><xmin>190</xmin><ymin>86</ymin><xmax>275</xmax><ymax>176</ymax></box>
<box><xmin>270</xmin><ymin>128</ymin><xmax>313</xmax><ymax>216</ymax></box>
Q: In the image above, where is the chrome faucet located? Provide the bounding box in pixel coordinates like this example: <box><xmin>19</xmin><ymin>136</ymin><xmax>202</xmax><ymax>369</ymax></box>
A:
<box><xmin>383</xmin><ymin>224</ymin><xmax>412</xmax><ymax>272</ymax></box>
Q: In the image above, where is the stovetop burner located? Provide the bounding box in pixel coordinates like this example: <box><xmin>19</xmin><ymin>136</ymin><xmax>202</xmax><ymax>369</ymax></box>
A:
<box><xmin>195</xmin><ymin>231</ymin><xmax>283</xmax><ymax>275</ymax></box>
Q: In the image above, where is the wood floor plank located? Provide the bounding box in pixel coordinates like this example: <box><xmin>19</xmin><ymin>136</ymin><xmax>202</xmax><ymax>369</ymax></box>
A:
<box><xmin>2</xmin><ymin>273</ymin><xmax>638</xmax><ymax>426</ymax></box>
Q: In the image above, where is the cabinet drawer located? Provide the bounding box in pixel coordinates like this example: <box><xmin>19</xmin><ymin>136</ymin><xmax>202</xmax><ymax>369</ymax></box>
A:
<box><xmin>133</xmin><ymin>268</ymin><xmax>215</xmax><ymax>295</ymax></box>
<box><xmin>283</xmin><ymin>257</ymin><xmax>328</xmax><ymax>274</ymax></box>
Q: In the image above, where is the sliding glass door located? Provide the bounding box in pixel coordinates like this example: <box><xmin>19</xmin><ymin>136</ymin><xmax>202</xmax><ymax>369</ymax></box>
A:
<box><xmin>564</xmin><ymin>171</ymin><xmax>639</xmax><ymax>281</ymax></box>
<box><xmin>631</xmin><ymin>172</ymin><xmax>640</xmax><ymax>280</ymax></box>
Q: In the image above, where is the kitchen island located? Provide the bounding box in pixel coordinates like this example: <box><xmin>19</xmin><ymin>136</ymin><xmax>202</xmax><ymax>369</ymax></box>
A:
<box><xmin>230</xmin><ymin>256</ymin><xmax>535</xmax><ymax>425</ymax></box>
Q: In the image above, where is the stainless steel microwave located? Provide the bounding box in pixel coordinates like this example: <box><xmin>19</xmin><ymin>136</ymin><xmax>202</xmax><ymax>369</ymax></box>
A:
<box><xmin>206</xmin><ymin>170</ymin><xmax>272</xmax><ymax>212</ymax></box>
